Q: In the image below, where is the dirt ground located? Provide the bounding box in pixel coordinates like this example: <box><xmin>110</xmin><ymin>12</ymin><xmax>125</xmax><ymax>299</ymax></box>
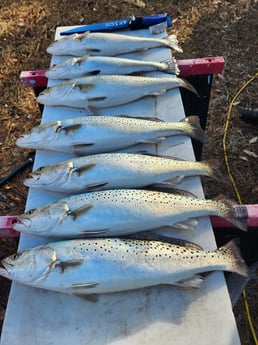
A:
<box><xmin>0</xmin><ymin>0</ymin><xmax>257</xmax><ymax>343</ymax></box>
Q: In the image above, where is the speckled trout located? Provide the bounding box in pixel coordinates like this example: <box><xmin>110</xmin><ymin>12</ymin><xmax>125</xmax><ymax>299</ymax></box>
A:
<box><xmin>47</xmin><ymin>32</ymin><xmax>183</xmax><ymax>56</ymax></box>
<box><xmin>24</xmin><ymin>153</ymin><xmax>225</xmax><ymax>194</ymax></box>
<box><xmin>0</xmin><ymin>238</ymin><xmax>248</xmax><ymax>295</ymax></box>
<box><xmin>16</xmin><ymin>116</ymin><xmax>206</xmax><ymax>155</ymax></box>
<box><xmin>13</xmin><ymin>189</ymin><xmax>247</xmax><ymax>238</ymax></box>
<box><xmin>36</xmin><ymin>75</ymin><xmax>197</xmax><ymax>110</ymax></box>
<box><xmin>45</xmin><ymin>55</ymin><xmax>178</xmax><ymax>80</ymax></box>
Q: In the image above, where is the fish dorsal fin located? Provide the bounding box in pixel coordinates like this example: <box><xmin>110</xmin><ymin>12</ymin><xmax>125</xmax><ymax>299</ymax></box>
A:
<box><xmin>117</xmin><ymin>115</ymin><xmax>164</xmax><ymax>122</ymax></box>
<box><xmin>58</xmin><ymin>124</ymin><xmax>82</xmax><ymax>135</ymax></box>
<box><xmin>74</xmin><ymin>163</ymin><xmax>96</xmax><ymax>175</ymax></box>
<box><xmin>173</xmin><ymin>275</ymin><xmax>204</xmax><ymax>288</ymax></box>
<box><xmin>55</xmin><ymin>259</ymin><xmax>84</xmax><ymax>273</ymax></box>
<box><xmin>138</xmin><ymin>152</ymin><xmax>186</xmax><ymax>160</ymax></box>
<box><xmin>78</xmin><ymin>84</ymin><xmax>95</xmax><ymax>92</ymax></box>
<box><xmin>68</xmin><ymin>204</ymin><xmax>93</xmax><ymax>221</ymax></box>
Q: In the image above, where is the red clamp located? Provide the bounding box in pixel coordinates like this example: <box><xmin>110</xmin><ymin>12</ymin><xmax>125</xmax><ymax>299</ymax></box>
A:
<box><xmin>0</xmin><ymin>216</ymin><xmax>20</xmax><ymax>237</ymax></box>
<box><xmin>19</xmin><ymin>56</ymin><xmax>225</xmax><ymax>88</ymax></box>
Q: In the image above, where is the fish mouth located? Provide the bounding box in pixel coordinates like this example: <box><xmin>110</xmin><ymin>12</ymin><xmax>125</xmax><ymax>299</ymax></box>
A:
<box><xmin>24</xmin><ymin>173</ymin><xmax>41</xmax><ymax>186</ymax></box>
<box><xmin>12</xmin><ymin>217</ymin><xmax>32</xmax><ymax>232</ymax></box>
<box><xmin>0</xmin><ymin>260</ymin><xmax>11</xmax><ymax>278</ymax></box>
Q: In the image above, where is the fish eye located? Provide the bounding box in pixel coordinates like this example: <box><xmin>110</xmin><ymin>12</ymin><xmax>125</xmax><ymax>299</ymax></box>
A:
<box><xmin>26</xmin><ymin>208</ymin><xmax>36</xmax><ymax>215</ymax></box>
<box><xmin>12</xmin><ymin>253</ymin><xmax>20</xmax><ymax>260</ymax></box>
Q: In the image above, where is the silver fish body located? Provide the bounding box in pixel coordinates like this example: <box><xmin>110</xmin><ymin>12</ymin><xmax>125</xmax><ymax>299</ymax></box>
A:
<box><xmin>16</xmin><ymin>116</ymin><xmax>206</xmax><ymax>155</ymax></box>
<box><xmin>47</xmin><ymin>32</ymin><xmax>183</xmax><ymax>57</ymax></box>
<box><xmin>45</xmin><ymin>55</ymin><xmax>178</xmax><ymax>80</ymax></box>
<box><xmin>13</xmin><ymin>189</ymin><xmax>247</xmax><ymax>238</ymax></box>
<box><xmin>36</xmin><ymin>75</ymin><xmax>197</xmax><ymax>110</ymax></box>
<box><xmin>24</xmin><ymin>153</ymin><xmax>225</xmax><ymax>194</ymax></box>
<box><xmin>0</xmin><ymin>238</ymin><xmax>249</xmax><ymax>295</ymax></box>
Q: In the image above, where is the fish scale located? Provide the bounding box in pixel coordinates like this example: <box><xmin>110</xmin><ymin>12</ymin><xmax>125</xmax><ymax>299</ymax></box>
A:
<box><xmin>0</xmin><ymin>238</ymin><xmax>249</xmax><ymax>295</ymax></box>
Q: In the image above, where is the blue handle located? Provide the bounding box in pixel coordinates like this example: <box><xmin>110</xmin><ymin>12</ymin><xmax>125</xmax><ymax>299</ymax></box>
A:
<box><xmin>141</xmin><ymin>14</ymin><xmax>172</xmax><ymax>27</ymax></box>
<box><xmin>60</xmin><ymin>14</ymin><xmax>172</xmax><ymax>35</ymax></box>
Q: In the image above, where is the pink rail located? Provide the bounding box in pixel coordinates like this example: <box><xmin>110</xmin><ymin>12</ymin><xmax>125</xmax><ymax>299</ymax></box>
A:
<box><xmin>19</xmin><ymin>56</ymin><xmax>225</xmax><ymax>88</ymax></box>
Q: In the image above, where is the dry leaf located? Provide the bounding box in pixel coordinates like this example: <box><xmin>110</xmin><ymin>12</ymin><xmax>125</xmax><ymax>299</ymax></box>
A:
<box><xmin>239</xmin><ymin>156</ymin><xmax>249</xmax><ymax>161</ymax></box>
<box><xmin>249</xmin><ymin>136</ymin><xmax>258</xmax><ymax>144</ymax></box>
<box><xmin>243</xmin><ymin>149</ymin><xmax>258</xmax><ymax>158</ymax></box>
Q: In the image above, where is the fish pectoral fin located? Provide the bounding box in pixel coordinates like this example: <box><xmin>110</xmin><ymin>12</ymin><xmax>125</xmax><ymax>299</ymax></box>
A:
<box><xmin>72</xmin><ymin>282</ymin><xmax>99</xmax><ymax>289</ymax></box>
<box><xmin>80</xmin><ymin>229</ymin><xmax>110</xmax><ymax>235</ymax></box>
<box><xmin>88</xmin><ymin>97</ymin><xmax>107</xmax><ymax>103</ymax></box>
<box><xmin>73</xmin><ymin>144</ymin><xmax>94</xmax><ymax>155</ymax></box>
<box><xmin>173</xmin><ymin>275</ymin><xmax>204</xmax><ymax>288</ymax></box>
<box><xmin>85</xmin><ymin>182</ymin><xmax>109</xmax><ymax>191</ymax></box>
<box><xmin>74</xmin><ymin>163</ymin><xmax>96</xmax><ymax>175</ymax></box>
<box><xmin>139</xmin><ymin>137</ymin><xmax>166</xmax><ymax>144</ymax></box>
<box><xmin>68</xmin><ymin>204</ymin><xmax>93</xmax><ymax>221</ymax></box>
<box><xmin>170</xmin><ymin>219</ymin><xmax>199</xmax><ymax>231</ymax></box>
<box><xmin>84</xmin><ymin>70</ymin><xmax>101</xmax><ymax>76</ymax></box>
<box><xmin>85</xmin><ymin>48</ymin><xmax>101</xmax><ymax>54</ymax></box>
<box><xmin>58</xmin><ymin>124</ymin><xmax>82</xmax><ymax>135</ymax></box>
<box><xmin>55</xmin><ymin>259</ymin><xmax>84</xmax><ymax>273</ymax></box>
<box><xmin>78</xmin><ymin>84</ymin><xmax>95</xmax><ymax>92</ymax></box>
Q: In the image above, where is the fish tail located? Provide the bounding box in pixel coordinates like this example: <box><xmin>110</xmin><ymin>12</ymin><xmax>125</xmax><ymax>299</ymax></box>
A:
<box><xmin>177</xmin><ymin>77</ymin><xmax>198</xmax><ymax>95</ymax></box>
<box><xmin>200</xmin><ymin>159</ymin><xmax>230</xmax><ymax>185</ymax></box>
<box><xmin>214</xmin><ymin>195</ymin><xmax>248</xmax><ymax>231</ymax></box>
<box><xmin>218</xmin><ymin>240</ymin><xmax>249</xmax><ymax>277</ymax></box>
<box><xmin>165</xmin><ymin>35</ymin><xmax>183</xmax><ymax>53</ymax></box>
<box><xmin>161</xmin><ymin>57</ymin><xmax>180</xmax><ymax>75</ymax></box>
<box><xmin>182</xmin><ymin>116</ymin><xmax>207</xmax><ymax>143</ymax></box>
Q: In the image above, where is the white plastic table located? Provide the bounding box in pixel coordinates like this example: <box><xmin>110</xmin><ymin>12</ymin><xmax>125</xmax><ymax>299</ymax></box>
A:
<box><xmin>0</xmin><ymin>27</ymin><xmax>241</xmax><ymax>345</ymax></box>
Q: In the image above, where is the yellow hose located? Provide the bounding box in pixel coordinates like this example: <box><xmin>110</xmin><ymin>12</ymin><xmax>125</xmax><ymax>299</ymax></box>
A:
<box><xmin>222</xmin><ymin>71</ymin><xmax>258</xmax><ymax>345</ymax></box>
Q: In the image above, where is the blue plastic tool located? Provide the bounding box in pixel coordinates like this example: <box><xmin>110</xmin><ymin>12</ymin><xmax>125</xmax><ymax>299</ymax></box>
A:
<box><xmin>60</xmin><ymin>14</ymin><xmax>172</xmax><ymax>35</ymax></box>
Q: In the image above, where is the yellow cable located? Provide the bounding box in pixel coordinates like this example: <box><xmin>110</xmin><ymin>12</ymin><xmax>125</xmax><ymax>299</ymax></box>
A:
<box><xmin>222</xmin><ymin>71</ymin><xmax>258</xmax><ymax>345</ymax></box>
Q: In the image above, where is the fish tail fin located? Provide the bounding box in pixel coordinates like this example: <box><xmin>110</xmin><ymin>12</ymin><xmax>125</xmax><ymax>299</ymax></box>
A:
<box><xmin>177</xmin><ymin>77</ymin><xmax>198</xmax><ymax>95</ymax></box>
<box><xmin>161</xmin><ymin>57</ymin><xmax>180</xmax><ymax>75</ymax></box>
<box><xmin>200</xmin><ymin>159</ymin><xmax>230</xmax><ymax>185</ymax></box>
<box><xmin>182</xmin><ymin>116</ymin><xmax>207</xmax><ymax>144</ymax></box>
<box><xmin>218</xmin><ymin>240</ymin><xmax>250</xmax><ymax>277</ymax></box>
<box><xmin>214</xmin><ymin>195</ymin><xmax>248</xmax><ymax>231</ymax></box>
<box><xmin>165</xmin><ymin>34</ymin><xmax>183</xmax><ymax>53</ymax></box>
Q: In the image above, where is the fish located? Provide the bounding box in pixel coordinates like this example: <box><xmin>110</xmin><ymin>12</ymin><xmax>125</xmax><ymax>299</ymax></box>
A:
<box><xmin>23</xmin><ymin>153</ymin><xmax>226</xmax><ymax>194</ymax></box>
<box><xmin>12</xmin><ymin>189</ymin><xmax>247</xmax><ymax>238</ymax></box>
<box><xmin>45</xmin><ymin>55</ymin><xmax>179</xmax><ymax>80</ymax></box>
<box><xmin>36</xmin><ymin>75</ymin><xmax>197</xmax><ymax>111</ymax></box>
<box><xmin>16</xmin><ymin>115</ymin><xmax>206</xmax><ymax>156</ymax></box>
<box><xmin>0</xmin><ymin>238</ymin><xmax>249</xmax><ymax>296</ymax></box>
<box><xmin>46</xmin><ymin>32</ymin><xmax>183</xmax><ymax>57</ymax></box>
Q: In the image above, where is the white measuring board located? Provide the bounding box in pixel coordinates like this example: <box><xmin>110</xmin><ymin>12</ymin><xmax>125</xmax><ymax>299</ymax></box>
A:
<box><xmin>1</xmin><ymin>27</ymin><xmax>241</xmax><ymax>345</ymax></box>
